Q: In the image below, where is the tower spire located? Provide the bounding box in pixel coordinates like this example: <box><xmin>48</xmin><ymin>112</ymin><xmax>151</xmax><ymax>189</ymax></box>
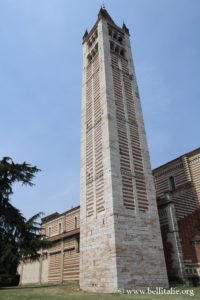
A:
<box><xmin>97</xmin><ymin>6</ymin><xmax>116</xmax><ymax>26</ymax></box>
<box><xmin>82</xmin><ymin>29</ymin><xmax>88</xmax><ymax>40</ymax></box>
<box><xmin>122</xmin><ymin>21</ymin><xmax>130</xmax><ymax>35</ymax></box>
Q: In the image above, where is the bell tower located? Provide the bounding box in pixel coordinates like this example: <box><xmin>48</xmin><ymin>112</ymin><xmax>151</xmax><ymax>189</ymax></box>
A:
<box><xmin>80</xmin><ymin>8</ymin><xmax>168</xmax><ymax>292</ymax></box>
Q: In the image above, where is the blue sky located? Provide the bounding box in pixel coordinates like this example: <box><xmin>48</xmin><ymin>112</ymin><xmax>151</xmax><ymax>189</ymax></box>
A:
<box><xmin>0</xmin><ymin>0</ymin><xmax>199</xmax><ymax>219</ymax></box>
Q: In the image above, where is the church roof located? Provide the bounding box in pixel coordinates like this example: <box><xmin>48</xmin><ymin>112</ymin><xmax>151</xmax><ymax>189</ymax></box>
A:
<box><xmin>97</xmin><ymin>6</ymin><xmax>116</xmax><ymax>26</ymax></box>
<box><xmin>41</xmin><ymin>205</ymin><xmax>80</xmax><ymax>224</ymax></box>
<box><xmin>82</xmin><ymin>6</ymin><xmax>129</xmax><ymax>43</ymax></box>
<box><xmin>153</xmin><ymin>146</ymin><xmax>200</xmax><ymax>173</ymax></box>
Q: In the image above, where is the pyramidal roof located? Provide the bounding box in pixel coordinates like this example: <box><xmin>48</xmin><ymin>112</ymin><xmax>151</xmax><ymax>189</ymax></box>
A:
<box><xmin>97</xmin><ymin>6</ymin><xmax>117</xmax><ymax>26</ymax></box>
<box><xmin>97</xmin><ymin>6</ymin><xmax>129</xmax><ymax>34</ymax></box>
<box><xmin>82</xmin><ymin>7</ymin><xmax>129</xmax><ymax>43</ymax></box>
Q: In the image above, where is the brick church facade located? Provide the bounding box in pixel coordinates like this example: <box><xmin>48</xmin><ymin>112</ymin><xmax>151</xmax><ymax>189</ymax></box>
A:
<box><xmin>154</xmin><ymin>147</ymin><xmax>200</xmax><ymax>284</ymax></box>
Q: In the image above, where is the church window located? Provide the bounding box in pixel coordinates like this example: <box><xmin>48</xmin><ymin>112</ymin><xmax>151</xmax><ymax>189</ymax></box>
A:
<box><xmin>76</xmin><ymin>238</ymin><xmax>80</xmax><ymax>253</ymax></box>
<box><xmin>110</xmin><ymin>41</ymin><xmax>114</xmax><ymax>51</ymax></box>
<box><xmin>115</xmin><ymin>46</ymin><xmax>119</xmax><ymax>54</ymax></box>
<box><xmin>87</xmin><ymin>53</ymin><xmax>92</xmax><ymax>63</ymax></box>
<box><xmin>75</xmin><ymin>216</ymin><xmax>78</xmax><ymax>229</ymax></box>
<box><xmin>59</xmin><ymin>223</ymin><xmax>62</xmax><ymax>234</ymax></box>
<box><xmin>118</xmin><ymin>36</ymin><xmax>123</xmax><ymax>43</ymax></box>
<box><xmin>169</xmin><ymin>176</ymin><xmax>176</xmax><ymax>191</ymax></box>
<box><xmin>120</xmin><ymin>49</ymin><xmax>124</xmax><ymax>57</ymax></box>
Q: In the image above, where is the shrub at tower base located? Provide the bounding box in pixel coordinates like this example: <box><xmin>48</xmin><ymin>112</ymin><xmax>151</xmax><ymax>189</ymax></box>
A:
<box><xmin>0</xmin><ymin>157</ymin><xmax>49</xmax><ymax>286</ymax></box>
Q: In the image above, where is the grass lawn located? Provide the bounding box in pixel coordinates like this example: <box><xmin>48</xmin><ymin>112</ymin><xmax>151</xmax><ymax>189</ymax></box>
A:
<box><xmin>0</xmin><ymin>283</ymin><xmax>199</xmax><ymax>300</ymax></box>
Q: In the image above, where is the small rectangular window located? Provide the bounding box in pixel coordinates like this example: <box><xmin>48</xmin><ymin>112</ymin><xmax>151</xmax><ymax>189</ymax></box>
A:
<box><xmin>59</xmin><ymin>223</ymin><xmax>62</xmax><ymax>234</ymax></box>
<box><xmin>169</xmin><ymin>176</ymin><xmax>176</xmax><ymax>190</ymax></box>
<box><xmin>75</xmin><ymin>217</ymin><xmax>77</xmax><ymax>229</ymax></box>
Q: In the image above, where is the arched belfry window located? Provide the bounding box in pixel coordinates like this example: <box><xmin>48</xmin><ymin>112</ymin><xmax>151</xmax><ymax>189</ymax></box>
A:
<box><xmin>118</xmin><ymin>36</ymin><xmax>123</xmax><ymax>44</ymax></box>
<box><xmin>113</xmin><ymin>32</ymin><xmax>117</xmax><ymax>39</ymax></box>
<box><xmin>169</xmin><ymin>176</ymin><xmax>176</xmax><ymax>191</ymax></box>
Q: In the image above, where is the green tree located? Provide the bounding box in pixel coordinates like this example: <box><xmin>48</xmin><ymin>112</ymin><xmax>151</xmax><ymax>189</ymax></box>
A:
<box><xmin>0</xmin><ymin>157</ymin><xmax>48</xmax><ymax>286</ymax></box>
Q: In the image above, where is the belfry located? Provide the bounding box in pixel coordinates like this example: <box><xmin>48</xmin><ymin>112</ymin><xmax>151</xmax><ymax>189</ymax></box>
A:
<box><xmin>80</xmin><ymin>7</ymin><xmax>168</xmax><ymax>292</ymax></box>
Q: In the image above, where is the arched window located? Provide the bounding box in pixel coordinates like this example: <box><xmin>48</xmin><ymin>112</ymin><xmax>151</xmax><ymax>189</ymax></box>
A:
<box><xmin>169</xmin><ymin>176</ymin><xmax>176</xmax><ymax>191</ymax></box>
<box><xmin>49</xmin><ymin>227</ymin><xmax>51</xmax><ymax>237</ymax></box>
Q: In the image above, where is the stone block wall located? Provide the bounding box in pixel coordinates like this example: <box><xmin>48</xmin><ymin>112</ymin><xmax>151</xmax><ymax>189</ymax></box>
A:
<box><xmin>80</xmin><ymin>9</ymin><xmax>168</xmax><ymax>292</ymax></box>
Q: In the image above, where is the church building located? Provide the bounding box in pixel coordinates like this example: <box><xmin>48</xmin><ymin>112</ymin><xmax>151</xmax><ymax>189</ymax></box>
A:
<box><xmin>18</xmin><ymin>8</ymin><xmax>200</xmax><ymax>291</ymax></box>
<box><xmin>18</xmin><ymin>147</ymin><xmax>200</xmax><ymax>287</ymax></box>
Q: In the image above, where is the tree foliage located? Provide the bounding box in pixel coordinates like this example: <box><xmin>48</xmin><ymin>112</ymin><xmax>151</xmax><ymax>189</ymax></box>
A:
<box><xmin>0</xmin><ymin>157</ymin><xmax>48</xmax><ymax>286</ymax></box>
